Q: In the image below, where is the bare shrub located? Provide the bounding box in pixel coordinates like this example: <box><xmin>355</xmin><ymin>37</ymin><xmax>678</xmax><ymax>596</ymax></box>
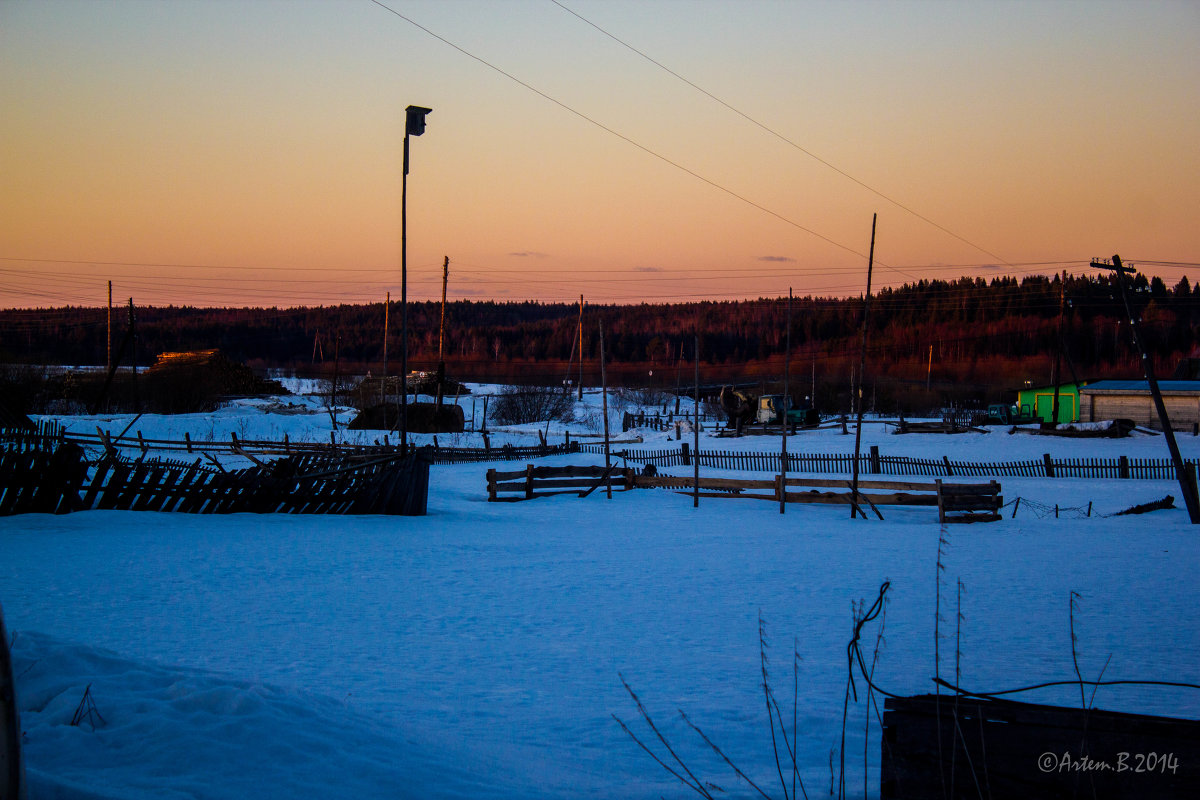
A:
<box><xmin>489</xmin><ymin>385</ymin><xmax>575</xmax><ymax>426</ymax></box>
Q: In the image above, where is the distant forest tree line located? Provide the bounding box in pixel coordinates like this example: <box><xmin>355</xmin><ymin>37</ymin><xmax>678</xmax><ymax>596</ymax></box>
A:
<box><xmin>3</xmin><ymin>272</ymin><xmax>1198</xmax><ymax>414</ymax></box>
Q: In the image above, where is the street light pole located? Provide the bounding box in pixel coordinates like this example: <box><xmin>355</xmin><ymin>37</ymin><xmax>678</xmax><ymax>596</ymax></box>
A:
<box><xmin>401</xmin><ymin>105</ymin><xmax>432</xmax><ymax>455</ymax></box>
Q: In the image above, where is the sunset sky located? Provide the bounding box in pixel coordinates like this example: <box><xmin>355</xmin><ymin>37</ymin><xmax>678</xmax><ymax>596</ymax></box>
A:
<box><xmin>2</xmin><ymin>0</ymin><xmax>1197</xmax><ymax>308</ymax></box>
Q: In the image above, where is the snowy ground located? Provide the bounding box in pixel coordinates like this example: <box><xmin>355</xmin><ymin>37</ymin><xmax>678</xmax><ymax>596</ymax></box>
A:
<box><xmin>3</xmin><ymin>385</ymin><xmax>1199</xmax><ymax>799</ymax></box>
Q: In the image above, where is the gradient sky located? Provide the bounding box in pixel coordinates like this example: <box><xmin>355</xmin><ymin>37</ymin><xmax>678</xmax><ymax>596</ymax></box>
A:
<box><xmin>2</xmin><ymin>0</ymin><xmax>1198</xmax><ymax>308</ymax></box>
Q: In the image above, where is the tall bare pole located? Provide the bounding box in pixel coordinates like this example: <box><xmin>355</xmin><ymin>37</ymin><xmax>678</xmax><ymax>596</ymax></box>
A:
<box><xmin>382</xmin><ymin>291</ymin><xmax>389</xmax><ymax>408</ymax></box>
<box><xmin>599</xmin><ymin>320</ymin><xmax>611</xmax><ymax>499</ymax></box>
<box><xmin>1051</xmin><ymin>276</ymin><xmax>1065</xmax><ymax>424</ymax></box>
<box><xmin>780</xmin><ymin>288</ymin><xmax>792</xmax><ymax>514</ymax></box>
<box><xmin>401</xmin><ymin>128</ymin><xmax>411</xmax><ymax>453</ymax></box>
<box><xmin>851</xmin><ymin>214</ymin><xmax>877</xmax><ymax>519</ymax></box>
<box><xmin>693</xmin><ymin>333</ymin><xmax>700</xmax><ymax>509</ymax></box>
<box><xmin>106</xmin><ymin>281</ymin><xmax>112</xmax><ymax>374</ymax></box>
<box><xmin>577</xmin><ymin>294</ymin><xmax>585</xmax><ymax>401</ymax></box>
<box><xmin>1095</xmin><ymin>255</ymin><xmax>1200</xmax><ymax>524</ymax></box>
<box><xmin>399</xmin><ymin>104</ymin><xmax>431</xmax><ymax>455</ymax></box>
<box><xmin>436</xmin><ymin>255</ymin><xmax>449</xmax><ymax>410</ymax></box>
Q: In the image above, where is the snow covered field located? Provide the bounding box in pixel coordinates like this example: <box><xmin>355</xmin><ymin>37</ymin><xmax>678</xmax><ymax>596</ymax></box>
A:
<box><xmin>3</xmin><ymin>386</ymin><xmax>1199</xmax><ymax>799</ymax></box>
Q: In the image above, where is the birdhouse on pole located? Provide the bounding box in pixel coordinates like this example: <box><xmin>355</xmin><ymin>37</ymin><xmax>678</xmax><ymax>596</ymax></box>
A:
<box><xmin>405</xmin><ymin>105</ymin><xmax>432</xmax><ymax>137</ymax></box>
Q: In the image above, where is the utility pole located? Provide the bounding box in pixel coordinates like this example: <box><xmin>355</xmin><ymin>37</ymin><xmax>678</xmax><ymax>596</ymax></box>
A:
<box><xmin>1094</xmin><ymin>255</ymin><xmax>1200</xmax><ymax>524</ymax></box>
<box><xmin>694</xmin><ymin>333</ymin><xmax>700</xmax><ymax>509</ymax></box>
<box><xmin>128</xmin><ymin>298</ymin><xmax>139</xmax><ymax>413</ymax></box>
<box><xmin>780</xmin><ymin>288</ymin><xmax>792</xmax><ymax>515</ymax></box>
<box><xmin>851</xmin><ymin>213</ymin><xmax>876</xmax><ymax>519</ymax></box>
<box><xmin>1051</xmin><ymin>277</ymin><xmax>1065</xmax><ymax>424</ymax></box>
<box><xmin>599</xmin><ymin>320</ymin><xmax>611</xmax><ymax>499</ymax></box>
<box><xmin>107</xmin><ymin>281</ymin><xmax>113</xmax><ymax>374</ymax></box>
<box><xmin>382</xmin><ymin>291</ymin><xmax>389</xmax><ymax>408</ymax></box>
<box><xmin>577</xmin><ymin>294</ymin><xmax>585</xmax><ymax>401</ymax></box>
<box><xmin>436</xmin><ymin>256</ymin><xmax>449</xmax><ymax>410</ymax></box>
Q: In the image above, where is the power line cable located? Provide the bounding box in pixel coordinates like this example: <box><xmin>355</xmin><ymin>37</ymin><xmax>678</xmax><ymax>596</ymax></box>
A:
<box><xmin>366</xmin><ymin>0</ymin><xmax>918</xmax><ymax>278</ymax></box>
<box><xmin>549</xmin><ymin>0</ymin><xmax>1014</xmax><ymax>268</ymax></box>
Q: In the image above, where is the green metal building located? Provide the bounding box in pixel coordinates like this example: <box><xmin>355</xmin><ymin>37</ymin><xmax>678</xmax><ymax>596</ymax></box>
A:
<box><xmin>1015</xmin><ymin>382</ymin><xmax>1087</xmax><ymax>423</ymax></box>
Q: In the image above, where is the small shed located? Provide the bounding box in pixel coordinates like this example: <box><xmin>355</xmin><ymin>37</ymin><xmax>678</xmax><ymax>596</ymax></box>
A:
<box><xmin>1015</xmin><ymin>381</ymin><xmax>1087</xmax><ymax>424</ymax></box>
<box><xmin>1079</xmin><ymin>380</ymin><xmax>1200</xmax><ymax>431</ymax></box>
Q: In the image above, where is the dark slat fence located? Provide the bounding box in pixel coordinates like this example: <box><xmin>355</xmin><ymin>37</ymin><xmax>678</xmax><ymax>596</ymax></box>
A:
<box><xmin>581</xmin><ymin>443</ymin><xmax>1198</xmax><ymax>481</ymax></box>
<box><xmin>1</xmin><ymin>439</ymin><xmax>431</xmax><ymax>516</ymax></box>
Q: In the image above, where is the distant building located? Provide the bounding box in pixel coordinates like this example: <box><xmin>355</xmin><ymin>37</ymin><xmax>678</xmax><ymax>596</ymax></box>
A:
<box><xmin>1079</xmin><ymin>380</ymin><xmax>1200</xmax><ymax>431</ymax></box>
<box><xmin>1015</xmin><ymin>382</ymin><xmax>1088</xmax><ymax>424</ymax></box>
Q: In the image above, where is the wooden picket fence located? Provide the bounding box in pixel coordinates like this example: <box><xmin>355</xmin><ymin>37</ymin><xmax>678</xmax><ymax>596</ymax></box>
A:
<box><xmin>3</xmin><ymin>424</ymin><xmax>580</xmax><ymax>466</ymax></box>
<box><xmin>582</xmin><ymin>443</ymin><xmax>1198</xmax><ymax>481</ymax></box>
<box><xmin>621</xmin><ymin>410</ymin><xmax>720</xmax><ymax>432</ymax></box>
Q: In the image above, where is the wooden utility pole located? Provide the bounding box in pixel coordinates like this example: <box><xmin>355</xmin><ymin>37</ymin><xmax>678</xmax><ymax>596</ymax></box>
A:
<box><xmin>436</xmin><ymin>256</ymin><xmax>449</xmax><ymax>410</ymax></box>
<box><xmin>1095</xmin><ymin>255</ymin><xmax>1200</xmax><ymax>524</ymax></box>
<box><xmin>382</xmin><ymin>291</ymin><xmax>389</xmax><ymax>407</ymax></box>
<box><xmin>851</xmin><ymin>214</ymin><xmax>877</xmax><ymax>519</ymax></box>
<box><xmin>693</xmin><ymin>333</ymin><xmax>700</xmax><ymax>509</ymax></box>
<box><xmin>107</xmin><ymin>280</ymin><xmax>112</xmax><ymax>373</ymax></box>
<box><xmin>1050</xmin><ymin>277</ymin><xmax>1065</xmax><ymax>424</ymax></box>
<box><xmin>780</xmin><ymin>288</ymin><xmax>792</xmax><ymax>515</ymax></box>
<box><xmin>128</xmin><ymin>298</ymin><xmax>139</xmax><ymax>413</ymax></box>
<box><xmin>577</xmin><ymin>294</ymin><xmax>585</xmax><ymax>401</ymax></box>
<box><xmin>599</xmin><ymin>320</ymin><xmax>611</xmax><ymax>499</ymax></box>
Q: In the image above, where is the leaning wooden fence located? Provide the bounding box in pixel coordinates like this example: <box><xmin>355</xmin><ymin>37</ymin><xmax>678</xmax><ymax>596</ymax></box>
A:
<box><xmin>581</xmin><ymin>443</ymin><xmax>1199</xmax><ymax>481</ymax></box>
<box><xmin>0</xmin><ymin>443</ymin><xmax>431</xmax><ymax>516</ymax></box>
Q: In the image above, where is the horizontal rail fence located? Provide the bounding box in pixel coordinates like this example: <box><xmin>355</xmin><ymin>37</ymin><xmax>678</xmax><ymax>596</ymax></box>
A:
<box><xmin>487</xmin><ymin>464</ymin><xmax>633</xmax><ymax>501</ymax></box>
<box><xmin>583</xmin><ymin>443</ymin><xmax>1197</xmax><ymax>481</ymax></box>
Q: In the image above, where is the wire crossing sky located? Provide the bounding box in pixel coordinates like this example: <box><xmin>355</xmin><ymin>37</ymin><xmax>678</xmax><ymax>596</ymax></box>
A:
<box><xmin>2</xmin><ymin>0</ymin><xmax>1197</xmax><ymax>308</ymax></box>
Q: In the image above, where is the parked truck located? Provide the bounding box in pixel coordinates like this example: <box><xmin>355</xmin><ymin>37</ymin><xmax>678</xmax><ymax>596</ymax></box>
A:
<box><xmin>756</xmin><ymin>394</ymin><xmax>820</xmax><ymax>427</ymax></box>
<box><xmin>979</xmin><ymin>403</ymin><xmax>1040</xmax><ymax>426</ymax></box>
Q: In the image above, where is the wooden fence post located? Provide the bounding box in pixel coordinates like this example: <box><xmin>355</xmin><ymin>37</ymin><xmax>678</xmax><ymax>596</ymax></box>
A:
<box><xmin>525</xmin><ymin>464</ymin><xmax>534</xmax><ymax>500</ymax></box>
<box><xmin>942</xmin><ymin>455</ymin><xmax>953</xmax><ymax>477</ymax></box>
<box><xmin>681</xmin><ymin>442</ymin><xmax>690</xmax><ymax>466</ymax></box>
<box><xmin>184</xmin><ymin>431</ymin><xmax>192</xmax><ymax>453</ymax></box>
<box><xmin>1119</xmin><ymin>455</ymin><xmax>1129</xmax><ymax>479</ymax></box>
<box><xmin>1043</xmin><ymin>453</ymin><xmax>1055</xmax><ymax>478</ymax></box>
<box><xmin>870</xmin><ymin>445</ymin><xmax>880</xmax><ymax>475</ymax></box>
<box><xmin>486</xmin><ymin>469</ymin><xmax>497</xmax><ymax>501</ymax></box>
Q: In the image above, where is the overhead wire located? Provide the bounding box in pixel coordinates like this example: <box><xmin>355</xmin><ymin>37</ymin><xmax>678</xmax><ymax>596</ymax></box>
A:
<box><xmin>549</xmin><ymin>0</ymin><xmax>1013</xmax><ymax>268</ymax></box>
<box><xmin>365</xmin><ymin>0</ymin><xmax>927</xmax><ymax>282</ymax></box>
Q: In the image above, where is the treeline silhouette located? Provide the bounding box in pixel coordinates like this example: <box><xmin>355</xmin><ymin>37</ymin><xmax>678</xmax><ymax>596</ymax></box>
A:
<box><xmin>3</xmin><ymin>272</ymin><xmax>1197</xmax><ymax>412</ymax></box>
